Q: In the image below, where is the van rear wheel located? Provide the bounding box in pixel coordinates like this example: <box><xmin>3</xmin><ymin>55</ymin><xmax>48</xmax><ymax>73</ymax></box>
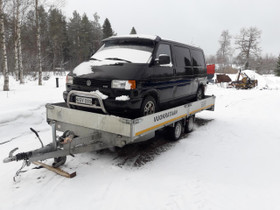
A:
<box><xmin>140</xmin><ymin>96</ymin><xmax>157</xmax><ymax>116</ymax></box>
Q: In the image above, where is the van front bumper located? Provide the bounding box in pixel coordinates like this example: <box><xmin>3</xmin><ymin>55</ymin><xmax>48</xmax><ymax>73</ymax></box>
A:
<box><xmin>63</xmin><ymin>91</ymin><xmax>142</xmax><ymax>112</ymax></box>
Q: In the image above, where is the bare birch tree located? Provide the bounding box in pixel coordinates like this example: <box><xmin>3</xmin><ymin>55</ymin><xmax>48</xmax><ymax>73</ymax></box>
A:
<box><xmin>13</xmin><ymin>0</ymin><xmax>19</xmax><ymax>81</ymax></box>
<box><xmin>13</xmin><ymin>0</ymin><xmax>31</xmax><ymax>83</ymax></box>
<box><xmin>35</xmin><ymin>0</ymin><xmax>42</xmax><ymax>85</ymax></box>
<box><xmin>235</xmin><ymin>27</ymin><xmax>261</xmax><ymax>69</ymax></box>
<box><xmin>0</xmin><ymin>0</ymin><xmax>9</xmax><ymax>91</ymax></box>
<box><xmin>216</xmin><ymin>30</ymin><xmax>232</xmax><ymax>70</ymax></box>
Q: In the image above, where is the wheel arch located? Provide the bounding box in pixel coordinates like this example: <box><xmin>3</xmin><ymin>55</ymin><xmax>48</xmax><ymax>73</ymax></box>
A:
<box><xmin>142</xmin><ymin>89</ymin><xmax>160</xmax><ymax>104</ymax></box>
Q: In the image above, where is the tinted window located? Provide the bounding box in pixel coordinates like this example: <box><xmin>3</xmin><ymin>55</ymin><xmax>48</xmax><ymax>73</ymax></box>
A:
<box><xmin>191</xmin><ymin>50</ymin><xmax>205</xmax><ymax>67</ymax></box>
<box><xmin>104</xmin><ymin>39</ymin><xmax>154</xmax><ymax>52</ymax></box>
<box><xmin>173</xmin><ymin>46</ymin><xmax>192</xmax><ymax>67</ymax></box>
<box><xmin>156</xmin><ymin>44</ymin><xmax>172</xmax><ymax>64</ymax></box>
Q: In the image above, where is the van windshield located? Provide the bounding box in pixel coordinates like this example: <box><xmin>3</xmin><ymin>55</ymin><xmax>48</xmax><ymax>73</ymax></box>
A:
<box><xmin>92</xmin><ymin>39</ymin><xmax>155</xmax><ymax>64</ymax></box>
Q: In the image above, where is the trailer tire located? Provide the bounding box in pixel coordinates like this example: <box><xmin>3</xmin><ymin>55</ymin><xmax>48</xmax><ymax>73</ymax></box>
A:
<box><xmin>185</xmin><ymin>115</ymin><xmax>195</xmax><ymax>133</ymax></box>
<box><xmin>170</xmin><ymin>121</ymin><xmax>183</xmax><ymax>141</ymax></box>
<box><xmin>140</xmin><ymin>96</ymin><xmax>157</xmax><ymax>116</ymax></box>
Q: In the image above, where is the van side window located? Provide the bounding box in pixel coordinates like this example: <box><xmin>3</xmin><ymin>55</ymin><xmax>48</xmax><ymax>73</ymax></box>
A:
<box><xmin>173</xmin><ymin>46</ymin><xmax>192</xmax><ymax>67</ymax></box>
<box><xmin>156</xmin><ymin>44</ymin><xmax>172</xmax><ymax>64</ymax></box>
<box><xmin>191</xmin><ymin>50</ymin><xmax>205</xmax><ymax>67</ymax></box>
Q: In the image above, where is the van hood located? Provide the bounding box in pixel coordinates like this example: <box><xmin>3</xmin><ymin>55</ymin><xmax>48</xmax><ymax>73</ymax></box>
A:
<box><xmin>73</xmin><ymin>60</ymin><xmax>148</xmax><ymax>80</ymax></box>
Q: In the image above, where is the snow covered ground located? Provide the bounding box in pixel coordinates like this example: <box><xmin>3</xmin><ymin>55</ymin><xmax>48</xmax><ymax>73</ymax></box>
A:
<box><xmin>0</xmin><ymin>72</ymin><xmax>280</xmax><ymax>210</ymax></box>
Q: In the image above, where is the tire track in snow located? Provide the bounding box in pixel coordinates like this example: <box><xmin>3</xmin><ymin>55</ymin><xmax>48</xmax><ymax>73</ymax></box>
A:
<box><xmin>0</xmin><ymin>104</ymin><xmax>48</xmax><ymax>145</ymax></box>
<box><xmin>96</xmin><ymin>118</ymin><xmax>214</xmax><ymax>168</ymax></box>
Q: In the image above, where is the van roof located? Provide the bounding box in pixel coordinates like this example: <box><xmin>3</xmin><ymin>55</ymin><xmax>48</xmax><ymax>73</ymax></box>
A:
<box><xmin>103</xmin><ymin>35</ymin><xmax>203</xmax><ymax>52</ymax></box>
<box><xmin>103</xmin><ymin>34</ymin><xmax>160</xmax><ymax>42</ymax></box>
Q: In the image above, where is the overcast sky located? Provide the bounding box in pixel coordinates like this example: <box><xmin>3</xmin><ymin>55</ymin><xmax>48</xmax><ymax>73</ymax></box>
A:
<box><xmin>62</xmin><ymin>0</ymin><xmax>280</xmax><ymax>57</ymax></box>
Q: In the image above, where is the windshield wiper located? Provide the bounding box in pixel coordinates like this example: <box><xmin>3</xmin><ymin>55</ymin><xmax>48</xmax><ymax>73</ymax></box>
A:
<box><xmin>105</xmin><ymin>57</ymin><xmax>132</xmax><ymax>63</ymax></box>
<box><xmin>90</xmin><ymin>57</ymin><xmax>101</xmax><ymax>61</ymax></box>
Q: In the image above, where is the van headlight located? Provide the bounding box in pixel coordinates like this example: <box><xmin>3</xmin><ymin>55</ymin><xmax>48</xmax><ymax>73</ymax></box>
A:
<box><xmin>66</xmin><ymin>75</ymin><xmax>73</xmax><ymax>84</ymax></box>
<box><xmin>111</xmin><ymin>80</ymin><xmax>136</xmax><ymax>90</ymax></box>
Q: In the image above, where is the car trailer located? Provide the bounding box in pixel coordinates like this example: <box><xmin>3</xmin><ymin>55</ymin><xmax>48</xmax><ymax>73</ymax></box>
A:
<box><xmin>3</xmin><ymin>95</ymin><xmax>215</xmax><ymax>178</ymax></box>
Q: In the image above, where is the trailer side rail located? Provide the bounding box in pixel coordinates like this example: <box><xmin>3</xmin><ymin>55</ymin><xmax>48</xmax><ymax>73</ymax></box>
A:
<box><xmin>47</xmin><ymin>95</ymin><xmax>215</xmax><ymax>139</ymax></box>
<box><xmin>133</xmin><ymin>95</ymin><xmax>215</xmax><ymax>136</ymax></box>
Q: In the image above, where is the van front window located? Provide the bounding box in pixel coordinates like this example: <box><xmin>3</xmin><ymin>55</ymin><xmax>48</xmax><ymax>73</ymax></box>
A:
<box><xmin>92</xmin><ymin>39</ymin><xmax>155</xmax><ymax>64</ymax></box>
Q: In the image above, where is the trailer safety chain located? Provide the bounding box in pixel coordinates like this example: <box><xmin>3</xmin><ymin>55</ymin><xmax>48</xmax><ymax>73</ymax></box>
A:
<box><xmin>13</xmin><ymin>160</ymin><xmax>30</xmax><ymax>182</ymax></box>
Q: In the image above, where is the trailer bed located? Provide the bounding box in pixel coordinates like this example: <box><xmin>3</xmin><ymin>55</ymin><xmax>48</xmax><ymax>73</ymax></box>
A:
<box><xmin>3</xmin><ymin>95</ymin><xmax>215</xmax><ymax>167</ymax></box>
<box><xmin>47</xmin><ymin>95</ymin><xmax>215</xmax><ymax>140</ymax></box>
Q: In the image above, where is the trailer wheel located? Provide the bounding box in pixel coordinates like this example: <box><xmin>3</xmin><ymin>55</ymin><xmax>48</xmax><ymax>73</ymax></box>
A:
<box><xmin>140</xmin><ymin>96</ymin><xmax>157</xmax><ymax>116</ymax></box>
<box><xmin>196</xmin><ymin>86</ymin><xmax>205</xmax><ymax>100</ymax></box>
<box><xmin>170</xmin><ymin>121</ymin><xmax>183</xmax><ymax>141</ymax></box>
<box><xmin>185</xmin><ymin>115</ymin><xmax>195</xmax><ymax>133</ymax></box>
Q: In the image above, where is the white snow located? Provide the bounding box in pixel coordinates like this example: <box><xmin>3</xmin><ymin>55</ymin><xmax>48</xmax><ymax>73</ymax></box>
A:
<box><xmin>115</xmin><ymin>95</ymin><xmax>130</xmax><ymax>101</ymax></box>
<box><xmin>73</xmin><ymin>48</ymin><xmax>152</xmax><ymax>76</ymax></box>
<box><xmin>106</xmin><ymin>34</ymin><xmax>158</xmax><ymax>41</ymax></box>
<box><xmin>1</xmin><ymin>73</ymin><xmax>280</xmax><ymax>210</ymax></box>
<box><xmin>73</xmin><ymin>59</ymin><xmax>126</xmax><ymax>76</ymax></box>
<box><xmin>92</xmin><ymin>48</ymin><xmax>152</xmax><ymax>63</ymax></box>
<box><xmin>90</xmin><ymin>90</ymin><xmax>108</xmax><ymax>100</ymax></box>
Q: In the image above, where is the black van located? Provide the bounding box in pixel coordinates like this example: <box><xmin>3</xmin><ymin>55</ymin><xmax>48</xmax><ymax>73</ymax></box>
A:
<box><xmin>63</xmin><ymin>35</ymin><xmax>207</xmax><ymax>116</ymax></box>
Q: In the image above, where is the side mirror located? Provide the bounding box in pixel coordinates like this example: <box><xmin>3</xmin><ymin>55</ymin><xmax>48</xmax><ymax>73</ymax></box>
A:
<box><xmin>158</xmin><ymin>54</ymin><xmax>170</xmax><ymax>65</ymax></box>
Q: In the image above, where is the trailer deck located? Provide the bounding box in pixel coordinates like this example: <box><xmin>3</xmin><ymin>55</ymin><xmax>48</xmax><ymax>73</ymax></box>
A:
<box><xmin>3</xmin><ymin>95</ymin><xmax>215</xmax><ymax>169</ymax></box>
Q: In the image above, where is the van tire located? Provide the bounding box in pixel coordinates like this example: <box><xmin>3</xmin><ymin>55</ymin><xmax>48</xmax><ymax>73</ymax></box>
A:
<box><xmin>140</xmin><ymin>96</ymin><xmax>157</xmax><ymax>116</ymax></box>
<box><xmin>196</xmin><ymin>86</ymin><xmax>204</xmax><ymax>100</ymax></box>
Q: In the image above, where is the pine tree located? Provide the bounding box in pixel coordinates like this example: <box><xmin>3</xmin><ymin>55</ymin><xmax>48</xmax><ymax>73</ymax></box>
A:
<box><xmin>130</xmin><ymin>27</ymin><xmax>137</xmax><ymax>34</ymax></box>
<box><xmin>92</xmin><ymin>12</ymin><xmax>102</xmax><ymax>51</ymax></box>
<box><xmin>68</xmin><ymin>11</ymin><xmax>82</xmax><ymax>66</ymax></box>
<box><xmin>102</xmin><ymin>18</ymin><xmax>114</xmax><ymax>39</ymax></box>
<box><xmin>80</xmin><ymin>13</ymin><xmax>94</xmax><ymax>61</ymax></box>
<box><xmin>275</xmin><ymin>55</ymin><xmax>280</xmax><ymax>76</ymax></box>
<box><xmin>48</xmin><ymin>8</ymin><xmax>69</xmax><ymax>70</ymax></box>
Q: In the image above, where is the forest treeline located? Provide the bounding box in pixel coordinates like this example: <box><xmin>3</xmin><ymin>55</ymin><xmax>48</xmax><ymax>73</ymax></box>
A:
<box><xmin>0</xmin><ymin>1</ymin><xmax>279</xmax><ymax>91</ymax></box>
<box><xmin>1</xmin><ymin>5</ymin><xmax>116</xmax><ymax>76</ymax></box>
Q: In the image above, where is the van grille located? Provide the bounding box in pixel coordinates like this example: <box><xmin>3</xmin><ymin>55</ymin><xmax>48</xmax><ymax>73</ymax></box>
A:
<box><xmin>74</xmin><ymin>78</ymin><xmax>110</xmax><ymax>88</ymax></box>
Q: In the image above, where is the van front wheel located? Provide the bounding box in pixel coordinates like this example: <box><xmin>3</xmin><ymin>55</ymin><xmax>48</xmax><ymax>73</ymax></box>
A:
<box><xmin>140</xmin><ymin>96</ymin><xmax>157</xmax><ymax>116</ymax></box>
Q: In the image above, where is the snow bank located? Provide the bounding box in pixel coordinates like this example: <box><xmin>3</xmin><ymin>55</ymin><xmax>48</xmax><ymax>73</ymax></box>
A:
<box><xmin>0</xmin><ymin>75</ymin><xmax>66</xmax><ymax>143</ymax></box>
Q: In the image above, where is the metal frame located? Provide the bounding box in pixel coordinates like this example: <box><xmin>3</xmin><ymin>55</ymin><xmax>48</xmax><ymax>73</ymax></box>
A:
<box><xmin>67</xmin><ymin>90</ymin><xmax>108</xmax><ymax>114</ymax></box>
<box><xmin>3</xmin><ymin>95</ymin><xmax>215</xmax><ymax>164</ymax></box>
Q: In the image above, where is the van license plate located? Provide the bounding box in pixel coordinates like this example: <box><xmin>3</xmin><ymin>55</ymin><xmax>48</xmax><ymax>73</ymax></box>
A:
<box><xmin>76</xmin><ymin>96</ymin><xmax>92</xmax><ymax>105</ymax></box>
